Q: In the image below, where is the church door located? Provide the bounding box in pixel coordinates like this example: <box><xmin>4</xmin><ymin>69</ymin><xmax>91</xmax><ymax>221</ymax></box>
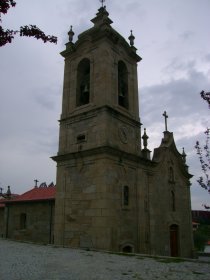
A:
<box><xmin>170</xmin><ymin>224</ymin><xmax>179</xmax><ymax>257</ymax></box>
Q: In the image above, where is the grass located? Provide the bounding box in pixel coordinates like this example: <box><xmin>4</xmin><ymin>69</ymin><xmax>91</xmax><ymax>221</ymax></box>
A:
<box><xmin>155</xmin><ymin>257</ymin><xmax>188</xmax><ymax>263</ymax></box>
<box><xmin>132</xmin><ymin>274</ymin><xmax>143</xmax><ymax>279</ymax></box>
<box><xmin>192</xmin><ymin>271</ymin><xmax>205</xmax><ymax>275</ymax></box>
<box><xmin>107</xmin><ymin>251</ymin><xmax>136</xmax><ymax>257</ymax></box>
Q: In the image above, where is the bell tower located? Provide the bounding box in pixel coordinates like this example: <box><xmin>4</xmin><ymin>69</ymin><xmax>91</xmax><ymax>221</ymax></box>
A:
<box><xmin>53</xmin><ymin>5</ymin><xmax>144</xmax><ymax>251</ymax></box>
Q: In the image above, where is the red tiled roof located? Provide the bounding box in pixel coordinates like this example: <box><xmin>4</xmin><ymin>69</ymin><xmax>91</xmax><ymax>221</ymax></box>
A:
<box><xmin>4</xmin><ymin>186</ymin><xmax>56</xmax><ymax>203</ymax></box>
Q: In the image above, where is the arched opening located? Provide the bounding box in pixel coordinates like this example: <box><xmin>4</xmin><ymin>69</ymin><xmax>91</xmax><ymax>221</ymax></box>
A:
<box><xmin>76</xmin><ymin>58</ymin><xmax>90</xmax><ymax>107</ymax></box>
<box><xmin>170</xmin><ymin>224</ymin><xmax>179</xmax><ymax>257</ymax></box>
<box><xmin>118</xmin><ymin>61</ymin><xmax>128</xmax><ymax>109</ymax></box>
<box><xmin>122</xmin><ymin>245</ymin><xmax>133</xmax><ymax>253</ymax></box>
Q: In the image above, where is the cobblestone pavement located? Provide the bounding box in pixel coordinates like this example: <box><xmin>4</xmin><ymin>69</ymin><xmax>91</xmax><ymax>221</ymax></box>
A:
<box><xmin>0</xmin><ymin>239</ymin><xmax>210</xmax><ymax>280</ymax></box>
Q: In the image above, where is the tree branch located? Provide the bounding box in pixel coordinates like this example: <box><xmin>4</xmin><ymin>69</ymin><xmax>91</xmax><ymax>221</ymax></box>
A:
<box><xmin>0</xmin><ymin>1</ymin><xmax>57</xmax><ymax>46</ymax></box>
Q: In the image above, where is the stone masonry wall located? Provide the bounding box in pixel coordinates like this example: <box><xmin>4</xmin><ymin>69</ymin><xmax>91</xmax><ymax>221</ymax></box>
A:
<box><xmin>5</xmin><ymin>201</ymin><xmax>54</xmax><ymax>244</ymax></box>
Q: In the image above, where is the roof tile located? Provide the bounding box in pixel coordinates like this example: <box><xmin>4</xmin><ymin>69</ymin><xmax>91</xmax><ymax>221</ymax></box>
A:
<box><xmin>4</xmin><ymin>186</ymin><xmax>56</xmax><ymax>203</ymax></box>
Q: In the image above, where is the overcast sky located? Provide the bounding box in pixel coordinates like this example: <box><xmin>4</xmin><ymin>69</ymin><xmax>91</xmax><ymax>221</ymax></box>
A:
<box><xmin>0</xmin><ymin>0</ymin><xmax>209</xmax><ymax>209</ymax></box>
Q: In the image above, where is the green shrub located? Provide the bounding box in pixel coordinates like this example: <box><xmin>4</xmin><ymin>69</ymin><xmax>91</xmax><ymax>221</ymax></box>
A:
<box><xmin>193</xmin><ymin>225</ymin><xmax>209</xmax><ymax>252</ymax></box>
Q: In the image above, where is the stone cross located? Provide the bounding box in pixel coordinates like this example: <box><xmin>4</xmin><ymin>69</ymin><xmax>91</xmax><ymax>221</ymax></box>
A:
<box><xmin>34</xmin><ymin>179</ymin><xmax>39</xmax><ymax>187</ymax></box>
<box><xmin>162</xmin><ymin>111</ymin><xmax>168</xmax><ymax>131</ymax></box>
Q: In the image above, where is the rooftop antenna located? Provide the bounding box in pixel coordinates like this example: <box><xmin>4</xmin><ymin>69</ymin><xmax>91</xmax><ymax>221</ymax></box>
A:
<box><xmin>99</xmin><ymin>0</ymin><xmax>106</xmax><ymax>7</ymax></box>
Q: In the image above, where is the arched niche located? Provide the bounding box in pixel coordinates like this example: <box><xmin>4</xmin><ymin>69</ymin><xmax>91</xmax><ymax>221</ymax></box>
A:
<box><xmin>121</xmin><ymin>244</ymin><xmax>134</xmax><ymax>253</ymax></box>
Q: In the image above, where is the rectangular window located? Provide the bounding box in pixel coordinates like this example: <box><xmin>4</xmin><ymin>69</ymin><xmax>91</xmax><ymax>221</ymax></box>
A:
<box><xmin>77</xmin><ymin>134</ymin><xmax>86</xmax><ymax>143</ymax></box>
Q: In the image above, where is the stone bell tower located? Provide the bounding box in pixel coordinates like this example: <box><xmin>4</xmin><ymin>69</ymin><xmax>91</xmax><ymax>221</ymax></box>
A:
<box><xmin>53</xmin><ymin>5</ymin><xmax>144</xmax><ymax>251</ymax></box>
<box><xmin>58</xmin><ymin>8</ymin><xmax>142</xmax><ymax>157</ymax></box>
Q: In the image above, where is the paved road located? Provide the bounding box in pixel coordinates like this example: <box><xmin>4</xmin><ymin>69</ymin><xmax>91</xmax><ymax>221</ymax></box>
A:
<box><xmin>0</xmin><ymin>239</ymin><xmax>209</xmax><ymax>280</ymax></box>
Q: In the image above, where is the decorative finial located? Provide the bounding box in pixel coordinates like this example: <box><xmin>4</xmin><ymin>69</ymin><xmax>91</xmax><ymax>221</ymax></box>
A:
<box><xmin>6</xmin><ymin>186</ymin><xmax>11</xmax><ymax>197</ymax></box>
<box><xmin>68</xmin><ymin>25</ymin><xmax>75</xmax><ymax>43</ymax></box>
<box><xmin>182</xmin><ymin>147</ymin><xmax>186</xmax><ymax>163</ymax></box>
<box><xmin>128</xmin><ymin>30</ymin><xmax>135</xmax><ymax>47</ymax></box>
<box><xmin>142</xmin><ymin>128</ymin><xmax>149</xmax><ymax>149</ymax></box>
<box><xmin>0</xmin><ymin>186</ymin><xmax>12</xmax><ymax>198</ymax></box>
<box><xmin>100</xmin><ymin>0</ymin><xmax>106</xmax><ymax>7</ymax></box>
<box><xmin>162</xmin><ymin>111</ymin><xmax>168</xmax><ymax>131</ymax></box>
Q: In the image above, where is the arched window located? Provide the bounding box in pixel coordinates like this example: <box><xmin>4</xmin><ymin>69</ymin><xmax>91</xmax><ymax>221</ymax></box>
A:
<box><xmin>123</xmin><ymin>186</ymin><xmax>129</xmax><ymax>206</ymax></box>
<box><xmin>169</xmin><ymin>167</ymin><xmax>174</xmax><ymax>182</ymax></box>
<box><xmin>76</xmin><ymin>58</ymin><xmax>90</xmax><ymax>107</ymax></box>
<box><xmin>171</xmin><ymin>190</ymin><xmax>175</xmax><ymax>211</ymax></box>
<box><xmin>118</xmin><ymin>61</ymin><xmax>128</xmax><ymax>109</ymax></box>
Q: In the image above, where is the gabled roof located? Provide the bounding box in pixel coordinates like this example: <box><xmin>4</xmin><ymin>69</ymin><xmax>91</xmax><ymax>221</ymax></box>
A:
<box><xmin>153</xmin><ymin>131</ymin><xmax>182</xmax><ymax>160</ymax></box>
<box><xmin>4</xmin><ymin>186</ymin><xmax>56</xmax><ymax>203</ymax></box>
<box><xmin>152</xmin><ymin>131</ymin><xmax>193</xmax><ymax>179</ymax></box>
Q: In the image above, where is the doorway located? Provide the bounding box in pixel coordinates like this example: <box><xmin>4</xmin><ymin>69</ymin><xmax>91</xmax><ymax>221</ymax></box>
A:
<box><xmin>170</xmin><ymin>224</ymin><xmax>179</xmax><ymax>257</ymax></box>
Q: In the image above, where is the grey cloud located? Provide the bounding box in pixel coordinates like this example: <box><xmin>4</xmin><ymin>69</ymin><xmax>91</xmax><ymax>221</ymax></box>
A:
<box><xmin>141</xmin><ymin>68</ymin><xmax>210</xmax><ymax>126</ymax></box>
<box><xmin>35</xmin><ymin>127</ymin><xmax>58</xmax><ymax>155</ymax></box>
<box><xmin>179</xmin><ymin>30</ymin><xmax>194</xmax><ymax>41</ymax></box>
<box><xmin>164</xmin><ymin>58</ymin><xmax>196</xmax><ymax>74</ymax></box>
<box><xmin>204</xmin><ymin>53</ymin><xmax>210</xmax><ymax>62</ymax></box>
<box><xmin>32</xmin><ymin>87</ymin><xmax>59</xmax><ymax>110</ymax></box>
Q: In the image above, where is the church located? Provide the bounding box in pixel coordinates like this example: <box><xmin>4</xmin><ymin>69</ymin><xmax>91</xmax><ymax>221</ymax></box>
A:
<box><xmin>52</xmin><ymin>4</ymin><xmax>194</xmax><ymax>258</ymax></box>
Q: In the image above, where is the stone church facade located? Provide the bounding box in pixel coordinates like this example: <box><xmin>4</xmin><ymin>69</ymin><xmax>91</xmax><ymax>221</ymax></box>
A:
<box><xmin>52</xmin><ymin>6</ymin><xmax>194</xmax><ymax>257</ymax></box>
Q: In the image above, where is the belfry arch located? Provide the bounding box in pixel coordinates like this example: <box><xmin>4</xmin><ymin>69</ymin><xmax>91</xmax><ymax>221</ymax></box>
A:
<box><xmin>76</xmin><ymin>58</ymin><xmax>90</xmax><ymax>107</ymax></box>
<box><xmin>118</xmin><ymin>60</ymin><xmax>128</xmax><ymax>109</ymax></box>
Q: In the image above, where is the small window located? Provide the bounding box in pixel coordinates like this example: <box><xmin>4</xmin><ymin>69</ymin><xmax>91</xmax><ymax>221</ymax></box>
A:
<box><xmin>123</xmin><ymin>186</ymin><xmax>129</xmax><ymax>206</ymax></box>
<box><xmin>77</xmin><ymin>134</ymin><xmax>86</xmax><ymax>143</ymax></box>
<box><xmin>20</xmin><ymin>213</ymin><xmax>27</xmax><ymax>229</ymax></box>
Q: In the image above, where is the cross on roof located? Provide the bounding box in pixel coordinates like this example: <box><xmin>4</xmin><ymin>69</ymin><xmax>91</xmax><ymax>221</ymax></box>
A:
<box><xmin>162</xmin><ymin>111</ymin><xmax>168</xmax><ymax>131</ymax></box>
<box><xmin>34</xmin><ymin>179</ymin><xmax>39</xmax><ymax>187</ymax></box>
<box><xmin>100</xmin><ymin>0</ymin><xmax>105</xmax><ymax>7</ymax></box>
